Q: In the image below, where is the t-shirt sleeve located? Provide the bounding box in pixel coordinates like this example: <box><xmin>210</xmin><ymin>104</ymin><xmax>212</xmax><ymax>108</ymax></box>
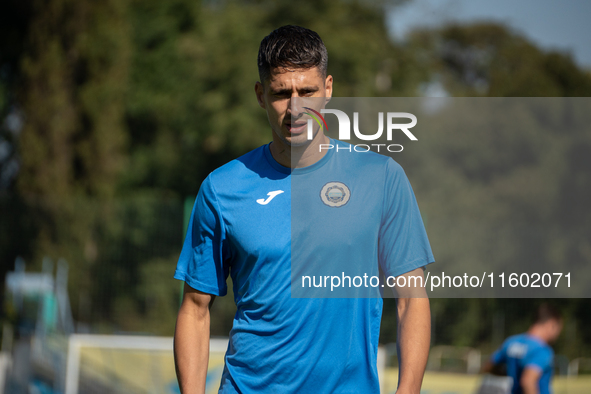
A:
<box><xmin>524</xmin><ymin>347</ymin><xmax>553</xmax><ymax>372</ymax></box>
<box><xmin>378</xmin><ymin>158</ymin><xmax>435</xmax><ymax>277</ymax></box>
<box><xmin>174</xmin><ymin>175</ymin><xmax>230</xmax><ymax>296</ymax></box>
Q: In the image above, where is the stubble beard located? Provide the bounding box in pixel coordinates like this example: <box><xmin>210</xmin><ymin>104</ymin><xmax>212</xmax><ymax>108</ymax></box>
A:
<box><xmin>275</xmin><ymin>125</ymin><xmax>322</xmax><ymax>149</ymax></box>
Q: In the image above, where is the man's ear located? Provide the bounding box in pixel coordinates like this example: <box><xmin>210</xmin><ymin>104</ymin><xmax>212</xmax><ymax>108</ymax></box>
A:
<box><xmin>255</xmin><ymin>81</ymin><xmax>266</xmax><ymax>109</ymax></box>
<box><xmin>325</xmin><ymin>75</ymin><xmax>333</xmax><ymax>103</ymax></box>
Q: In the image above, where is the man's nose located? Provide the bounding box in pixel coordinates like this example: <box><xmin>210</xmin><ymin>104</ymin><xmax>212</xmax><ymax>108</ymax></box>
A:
<box><xmin>289</xmin><ymin>96</ymin><xmax>305</xmax><ymax>119</ymax></box>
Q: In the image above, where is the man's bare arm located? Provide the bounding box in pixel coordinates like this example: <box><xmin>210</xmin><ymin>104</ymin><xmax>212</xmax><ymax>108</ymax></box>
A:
<box><xmin>481</xmin><ymin>360</ymin><xmax>494</xmax><ymax>374</ymax></box>
<box><xmin>395</xmin><ymin>268</ymin><xmax>431</xmax><ymax>394</ymax></box>
<box><xmin>520</xmin><ymin>367</ymin><xmax>542</xmax><ymax>394</ymax></box>
<box><xmin>174</xmin><ymin>283</ymin><xmax>215</xmax><ymax>394</ymax></box>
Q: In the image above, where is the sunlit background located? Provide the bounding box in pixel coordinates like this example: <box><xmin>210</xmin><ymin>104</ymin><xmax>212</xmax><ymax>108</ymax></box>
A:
<box><xmin>1</xmin><ymin>0</ymin><xmax>590</xmax><ymax>393</ymax></box>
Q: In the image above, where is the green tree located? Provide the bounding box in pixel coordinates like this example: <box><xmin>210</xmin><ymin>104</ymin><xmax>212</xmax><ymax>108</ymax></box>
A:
<box><xmin>8</xmin><ymin>0</ymin><xmax>131</xmax><ymax>327</ymax></box>
<box><xmin>408</xmin><ymin>22</ymin><xmax>591</xmax><ymax>97</ymax></box>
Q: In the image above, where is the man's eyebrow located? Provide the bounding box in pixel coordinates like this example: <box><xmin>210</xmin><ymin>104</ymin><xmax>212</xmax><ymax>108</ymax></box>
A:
<box><xmin>269</xmin><ymin>88</ymin><xmax>292</xmax><ymax>95</ymax></box>
<box><xmin>298</xmin><ymin>86</ymin><xmax>320</xmax><ymax>92</ymax></box>
<box><xmin>269</xmin><ymin>86</ymin><xmax>320</xmax><ymax>95</ymax></box>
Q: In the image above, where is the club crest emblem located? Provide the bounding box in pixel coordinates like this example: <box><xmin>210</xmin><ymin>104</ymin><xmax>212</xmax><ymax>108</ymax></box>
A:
<box><xmin>320</xmin><ymin>182</ymin><xmax>351</xmax><ymax>207</ymax></box>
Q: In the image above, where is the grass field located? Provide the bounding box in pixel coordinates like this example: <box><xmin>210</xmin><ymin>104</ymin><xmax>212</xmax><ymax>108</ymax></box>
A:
<box><xmin>75</xmin><ymin>343</ymin><xmax>591</xmax><ymax>394</ymax></box>
<box><xmin>383</xmin><ymin>369</ymin><xmax>591</xmax><ymax>394</ymax></box>
<box><xmin>74</xmin><ymin>336</ymin><xmax>228</xmax><ymax>394</ymax></box>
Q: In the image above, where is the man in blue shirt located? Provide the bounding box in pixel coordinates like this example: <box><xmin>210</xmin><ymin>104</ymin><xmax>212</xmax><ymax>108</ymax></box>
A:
<box><xmin>173</xmin><ymin>25</ymin><xmax>434</xmax><ymax>393</ymax></box>
<box><xmin>483</xmin><ymin>304</ymin><xmax>563</xmax><ymax>394</ymax></box>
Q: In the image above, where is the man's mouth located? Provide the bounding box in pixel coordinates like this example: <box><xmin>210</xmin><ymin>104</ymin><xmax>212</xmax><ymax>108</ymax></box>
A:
<box><xmin>286</xmin><ymin>121</ymin><xmax>307</xmax><ymax>134</ymax></box>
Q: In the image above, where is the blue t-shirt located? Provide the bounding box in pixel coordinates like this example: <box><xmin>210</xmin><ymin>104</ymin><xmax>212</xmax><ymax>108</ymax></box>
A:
<box><xmin>491</xmin><ymin>334</ymin><xmax>555</xmax><ymax>394</ymax></box>
<box><xmin>175</xmin><ymin>139</ymin><xmax>434</xmax><ymax>393</ymax></box>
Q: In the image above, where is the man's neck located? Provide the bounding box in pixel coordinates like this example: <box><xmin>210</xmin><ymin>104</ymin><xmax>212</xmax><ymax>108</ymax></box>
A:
<box><xmin>527</xmin><ymin>326</ymin><xmax>548</xmax><ymax>344</ymax></box>
<box><xmin>270</xmin><ymin>132</ymin><xmax>330</xmax><ymax>169</ymax></box>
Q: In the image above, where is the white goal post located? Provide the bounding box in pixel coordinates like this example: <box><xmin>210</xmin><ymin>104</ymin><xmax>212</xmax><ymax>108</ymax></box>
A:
<box><xmin>64</xmin><ymin>334</ymin><xmax>228</xmax><ymax>394</ymax></box>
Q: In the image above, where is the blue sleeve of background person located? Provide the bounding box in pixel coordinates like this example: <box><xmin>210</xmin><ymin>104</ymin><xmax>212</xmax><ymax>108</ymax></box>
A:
<box><xmin>491</xmin><ymin>339</ymin><xmax>509</xmax><ymax>365</ymax></box>
<box><xmin>524</xmin><ymin>345</ymin><xmax>553</xmax><ymax>372</ymax></box>
<box><xmin>378</xmin><ymin>158</ymin><xmax>435</xmax><ymax>277</ymax></box>
<box><xmin>174</xmin><ymin>175</ymin><xmax>230</xmax><ymax>296</ymax></box>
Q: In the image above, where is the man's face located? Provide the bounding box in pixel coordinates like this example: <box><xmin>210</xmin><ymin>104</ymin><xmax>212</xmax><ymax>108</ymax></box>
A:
<box><xmin>255</xmin><ymin>67</ymin><xmax>333</xmax><ymax>148</ymax></box>
<box><xmin>547</xmin><ymin>319</ymin><xmax>563</xmax><ymax>343</ymax></box>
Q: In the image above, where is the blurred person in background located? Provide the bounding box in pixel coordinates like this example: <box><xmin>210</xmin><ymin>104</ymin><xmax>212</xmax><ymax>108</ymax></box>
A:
<box><xmin>481</xmin><ymin>303</ymin><xmax>563</xmax><ymax>394</ymax></box>
<box><xmin>173</xmin><ymin>25</ymin><xmax>434</xmax><ymax>394</ymax></box>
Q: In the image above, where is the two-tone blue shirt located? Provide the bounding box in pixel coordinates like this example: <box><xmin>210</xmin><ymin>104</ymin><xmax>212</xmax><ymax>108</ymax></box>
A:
<box><xmin>175</xmin><ymin>139</ymin><xmax>434</xmax><ymax>393</ymax></box>
<box><xmin>492</xmin><ymin>334</ymin><xmax>555</xmax><ymax>394</ymax></box>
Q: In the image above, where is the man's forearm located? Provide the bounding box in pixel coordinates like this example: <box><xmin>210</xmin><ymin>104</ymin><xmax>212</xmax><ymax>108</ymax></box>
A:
<box><xmin>481</xmin><ymin>360</ymin><xmax>494</xmax><ymax>374</ymax></box>
<box><xmin>396</xmin><ymin>297</ymin><xmax>431</xmax><ymax>394</ymax></box>
<box><xmin>174</xmin><ymin>305</ymin><xmax>211</xmax><ymax>394</ymax></box>
<box><xmin>522</xmin><ymin>385</ymin><xmax>539</xmax><ymax>394</ymax></box>
<box><xmin>520</xmin><ymin>367</ymin><xmax>541</xmax><ymax>394</ymax></box>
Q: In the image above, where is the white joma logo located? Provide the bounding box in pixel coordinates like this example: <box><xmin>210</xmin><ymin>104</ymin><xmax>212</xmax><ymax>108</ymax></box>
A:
<box><xmin>256</xmin><ymin>190</ymin><xmax>284</xmax><ymax>205</ymax></box>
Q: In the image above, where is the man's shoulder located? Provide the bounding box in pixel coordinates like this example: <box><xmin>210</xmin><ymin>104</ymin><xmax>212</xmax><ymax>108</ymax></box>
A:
<box><xmin>331</xmin><ymin>139</ymin><xmax>403</xmax><ymax>172</ymax></box>
<box><xmin>503</xmin><ymin>334</ymin><xmax>552</xmax><ymax>357</ymax></box>
<box><xmin>499</xmin><ymin>334</ymin><xmax>527</xmax><ymax>352</ymax></box>
<box><xmin>207</xmin><ymin>144</ymin><xmax>269</xmax><ymax>185</ymax></box>
<box><xmin>527</xmin><ymin>337</ymin><xmax>553</xmax><ymax>355</ymax></box>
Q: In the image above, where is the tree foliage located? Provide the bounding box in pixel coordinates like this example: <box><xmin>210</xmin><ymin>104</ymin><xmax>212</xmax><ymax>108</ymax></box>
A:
<box><xmin>409</xmin><ymin>23</ymin><xmax>591</xmax><ymax>97</ymax></box>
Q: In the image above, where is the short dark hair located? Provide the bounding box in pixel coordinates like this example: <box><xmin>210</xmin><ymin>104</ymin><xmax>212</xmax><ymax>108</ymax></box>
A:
<box><xmin>257</xmin><ymin>25</ymin><xmax>328</xmax><ymax>83</ymax></box>
<box><xmin>534</xmin><ymin>303</ymin><xmax>562</xmax><ymax>324</ymax></box>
